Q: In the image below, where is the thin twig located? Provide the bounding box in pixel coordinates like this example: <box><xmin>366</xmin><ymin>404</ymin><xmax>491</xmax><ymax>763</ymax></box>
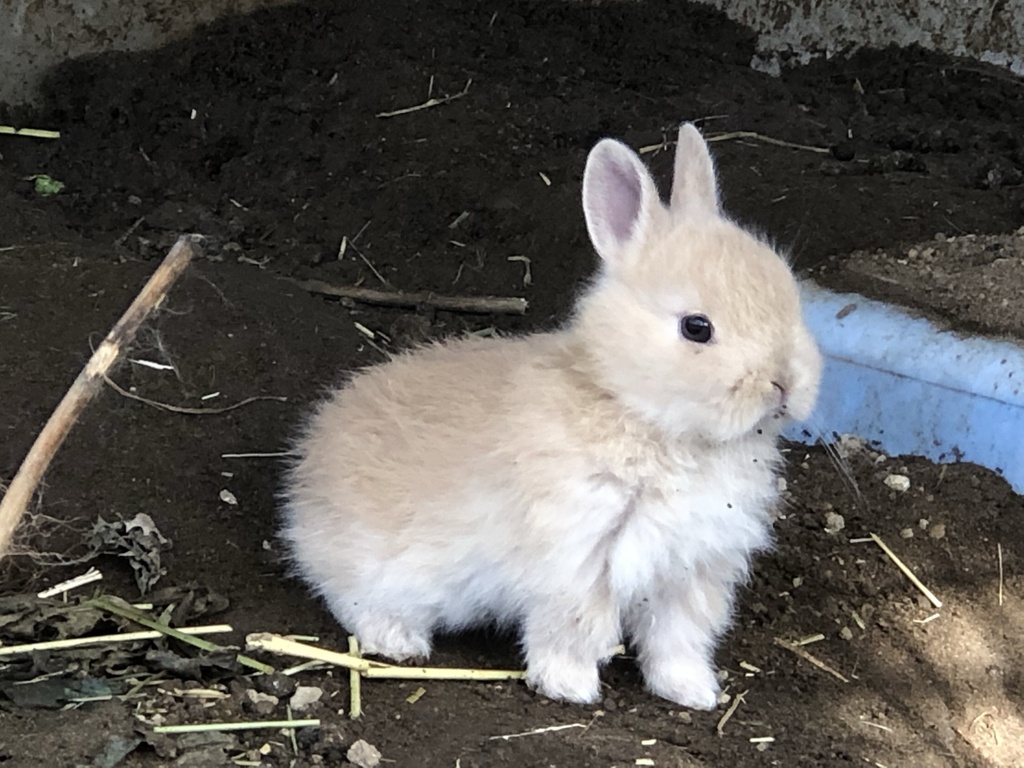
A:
<box><xmin>0</xmin><ymin>235</ymin><xmax>199</xmax><ymax>559</ymax></box>
<box><xmin>707</xmin><ymin>130</ymin><xmax>830</xmax><ymax>153</ymax></box>
<box><xmin>287</xmin><ymin>277</ymin><xmax>527</xmax><ymax>315</ymax></box>
<box><xmin>103</xmin><ymin>376</ymin><xmax>287</xmax><ymax>414</ymax></box>
<box><xmin>869</xmin><ymin>533</ymin><xmax>943</xmax><ymax>609</ymax></box>
<box><xmin>773</xmin><ymin>637</ymin><xmax>850</xmax><ymax>683</ymax></box>
<box><xmin>716</xmin><ymin>690</ymin><xmax>747</xmax><ymax>736</ymax></box>
<box><xmin>640</xmin><ymin>130</ymin><xmax>829</xmax><ymax>156</ymax></box>
<box><xmin>377</xmin><ymin>79</ymin><xmax>472</xmax><ymax>118</ymax></box>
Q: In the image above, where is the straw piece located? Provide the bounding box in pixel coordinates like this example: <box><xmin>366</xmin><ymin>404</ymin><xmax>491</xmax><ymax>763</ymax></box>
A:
<box><xmin>0</xmin><ymin>625</ymin><xmax>232</xmax><ymax>656</ymax></box>
<box><xmin>92</xmin><ymin>597</ymin><xmax>273</xmax><ymax>674</ymax></box>
<box><xmin>37</xmin><ymin>567</ymin><xmax>103</xmax><ymax>597</ymax></box>
<box><xmin>773</xmin><ymin>637</ymin><xmax>850</xmax><ymax>683</ymax></box>
<box><xmin>0</xmin><ymin>126</ymin><xmax>61</xmax><ymax>139</ymax></box>
<box><xmin>348</xmin><ymin>636</ymin><xmax>363</xmax><ymax>720</ymax></box>
<box><xmin>869</xmin><ymin>533</ymin><xmax>943</xmax><ymax>608</ymax></box>
<box><xmin>361</xmin><ymin>666</ymin><xmax>526</xmax><ymax>680</ymax></box>
<box><xmin>153</xmin><ymin>719</ymin><xmax>319</xmax><ymax>734</ymax></box>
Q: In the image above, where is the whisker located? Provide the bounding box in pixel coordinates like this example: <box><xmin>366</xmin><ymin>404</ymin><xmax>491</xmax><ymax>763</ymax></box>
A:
<box><xmin>805</xmin><ymin>423</ymin><xmax>868</xmax><ymax>513</ymax></box>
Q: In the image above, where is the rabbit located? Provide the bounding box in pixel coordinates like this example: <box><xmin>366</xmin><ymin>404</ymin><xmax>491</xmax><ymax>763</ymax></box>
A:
<box><xmin>280</xmin><ymin>122</ymin><xmax>823</xmax><ymax>710</ymax></box>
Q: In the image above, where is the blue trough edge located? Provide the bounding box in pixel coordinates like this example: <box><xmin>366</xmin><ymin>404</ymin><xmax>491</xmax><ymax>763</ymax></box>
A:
<box><xmin>784</xmin><ymin>282</ymin><xmax>1024</xmax><ymax>494</ymax></box>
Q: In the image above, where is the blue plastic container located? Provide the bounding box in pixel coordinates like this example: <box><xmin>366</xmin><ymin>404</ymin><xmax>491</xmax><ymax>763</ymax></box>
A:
<box><xmin>786</xmin><ymin>283</ymin><xmax>1024</xmax><ymax>493</ymax></box>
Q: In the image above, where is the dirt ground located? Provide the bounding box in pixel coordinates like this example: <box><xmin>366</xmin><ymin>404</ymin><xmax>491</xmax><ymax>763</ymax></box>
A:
<box><xmin>2</xmin><ymin>0</ymin><xmax>1024</xmax><ymax>766</ymax></box>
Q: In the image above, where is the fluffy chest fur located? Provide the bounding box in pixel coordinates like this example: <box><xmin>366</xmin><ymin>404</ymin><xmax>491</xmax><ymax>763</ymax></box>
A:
<box><xmin>499</xmin><ymin>355</ymin><xmax>782</xmax><ymax>608</ymax></box>
<box><xmin>601</xmin><ymin>437</ymin><xmax>779</xmax><ymax>602</ymax></box>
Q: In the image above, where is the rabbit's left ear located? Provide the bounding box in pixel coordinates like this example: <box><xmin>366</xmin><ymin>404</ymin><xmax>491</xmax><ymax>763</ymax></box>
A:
<box><xmin>582</xmin><ymin>138</ymin><xmax>662</xmax><ymax>269</ymax></box>
<box><xmin>669</xmin><ymin>122</ymin><xmax>720</xmax><ymax>219</ymax></box>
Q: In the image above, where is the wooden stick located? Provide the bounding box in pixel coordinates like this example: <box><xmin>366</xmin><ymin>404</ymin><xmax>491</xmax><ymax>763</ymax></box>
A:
<box><xmin>869</xmin><ymin>533</ymin><xmax>943</xmax><ymax>609</ymax></box>
<box><xmin>0</xmin><ymin>624</ymin><xmax>232</xmax><ymax>656</ymax></box>
<box><xmin>288</xmin><ymin>277</ymin><xmax>528</xmax><ymax>315</ymax></box>
<box><xmin>773</xmin><ymin>637</ymin><xmax>850</xmax><ymax>683</ymax></box>
<box><xmin>0</xmin><ymin>235</ymin><xmax>199</xmax><ymax>559</ymax></box>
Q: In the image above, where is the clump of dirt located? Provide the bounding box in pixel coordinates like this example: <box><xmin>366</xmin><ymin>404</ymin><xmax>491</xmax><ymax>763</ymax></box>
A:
<box><xmin>814</xmin><ymin>227</ymin><xmax>1024</xmax><ymax>340</ymax></box>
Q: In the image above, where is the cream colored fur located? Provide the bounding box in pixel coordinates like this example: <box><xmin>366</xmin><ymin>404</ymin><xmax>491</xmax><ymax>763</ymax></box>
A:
<box><xmin>280</xmin><ymin>123</ymin><xmax>822</xmax><ymax>709</ymax></box>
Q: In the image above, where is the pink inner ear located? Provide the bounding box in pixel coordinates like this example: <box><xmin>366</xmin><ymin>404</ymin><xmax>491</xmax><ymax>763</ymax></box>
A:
<box><xmin>590</xmin><ymin>151</ymin><xmax>643</xmax><ymax>249</ymax></box>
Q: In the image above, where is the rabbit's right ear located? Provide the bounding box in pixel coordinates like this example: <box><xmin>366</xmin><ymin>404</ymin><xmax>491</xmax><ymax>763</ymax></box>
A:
<box><xmin>669</xmin><ymin>123</ymin><xmax>720</xmax><ymax>219</ymax></box>
<box><xmin>582</xmin><ymin>139</ymin><xmax>662</xmax><ymax>268</ymax></box>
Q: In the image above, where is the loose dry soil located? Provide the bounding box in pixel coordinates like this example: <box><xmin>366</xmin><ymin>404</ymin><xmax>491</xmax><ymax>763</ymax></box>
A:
<box><xmin>2</xmin><ymin>1</ymin><xmax>1024</xmax><ymax>766</ymax></box>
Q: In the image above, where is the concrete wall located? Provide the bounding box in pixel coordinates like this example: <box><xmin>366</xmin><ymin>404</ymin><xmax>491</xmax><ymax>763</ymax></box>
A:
<box><xmin>0</xmin><ymin>0</ymin><xmax>295</xmax><ymax>108</ymax></box>
<box><xmin>1</xmin><ymin>0</ymin><xmax>1022</xmax><ymax>108</ymax></box>
<box><xmin>695</xmin><ymin>0</ymin><xmax>1024</xmax><ymax>76</ymax></box>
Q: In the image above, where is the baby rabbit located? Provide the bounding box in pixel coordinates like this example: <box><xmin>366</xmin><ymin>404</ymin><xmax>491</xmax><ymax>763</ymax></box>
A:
<box><xmin>281</xmin><ymin>123</ymin><xmax>822</xmax><ymax>709</ymax></box>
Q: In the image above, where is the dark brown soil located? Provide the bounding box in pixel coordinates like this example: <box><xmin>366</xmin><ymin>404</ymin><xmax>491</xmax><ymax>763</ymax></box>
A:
<box><xmin>1</xmin><ymin>1</ymin><xmax>1023</xmax><ymax>766</ymax></box>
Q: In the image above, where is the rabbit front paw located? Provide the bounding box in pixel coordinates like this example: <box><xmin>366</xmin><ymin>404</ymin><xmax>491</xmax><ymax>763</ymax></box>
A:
<box><xmin>644</xmin><ymin>657</ymin><xmax>720</xmax><ymax>710</ymax></box>
<box><xmin>526</xmin><ymin>651</ymin><xmax>601</xmax><ymax>704</ymax></box>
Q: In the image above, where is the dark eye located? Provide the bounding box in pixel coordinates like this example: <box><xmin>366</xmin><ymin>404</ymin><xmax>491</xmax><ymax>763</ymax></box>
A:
<box><xmin>680</xmin><ymin>314</ymin><xmax>713</xmax><ymax>344</ymax></box>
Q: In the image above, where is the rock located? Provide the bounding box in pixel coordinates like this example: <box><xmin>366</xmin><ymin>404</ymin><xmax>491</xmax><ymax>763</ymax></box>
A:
<box><xmin>347</xmin><ymin>739</ymin><xmax>382</xmax><ymax>768</ymax></box>
<box><xmin>290</xmin><ymin>685</ymin><xmax>324</xmax><ymax>712</ymax></box>
<box><xmin>884</xmin><ymin>474</ymin><xmax>911</xmax><ymax>492</ymax></box>
<box><xmin>929</xmin><ymin>523</ymin><xmax>947</xmax><ymax>540</ymax></box>
<box><xmin>244</xmin><ymin>689</ymin><xmax>279</xmax><ymax>716</ymax></box>
<box><xmin>824</xmin><ymin>511</ymin><xmax>845</xmax><ymax>534</ymax></box>
<box><xmin>255</xmin><ymin>673</ymin><xmax>297</xmax><ymax>699</ymax></box>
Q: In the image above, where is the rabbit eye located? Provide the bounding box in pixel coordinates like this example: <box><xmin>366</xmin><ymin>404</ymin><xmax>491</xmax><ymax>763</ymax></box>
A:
<box><xmin>680</xmin><ymin>314</ymin><xmax>713</xmax><ymax>344</ymax></box>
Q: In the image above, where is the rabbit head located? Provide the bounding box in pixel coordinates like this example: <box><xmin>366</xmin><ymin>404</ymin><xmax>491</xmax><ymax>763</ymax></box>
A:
<box><xmin>573</xmin><ymin>123</ymin><xmax>822</xmax><ymax>443</ymax></box>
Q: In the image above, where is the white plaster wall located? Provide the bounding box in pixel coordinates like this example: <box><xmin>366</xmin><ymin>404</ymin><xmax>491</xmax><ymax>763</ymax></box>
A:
<box><xmin>695</xmin><ymin>0</ymin><xmax>1024</xmax><ymax>76</ymax></box>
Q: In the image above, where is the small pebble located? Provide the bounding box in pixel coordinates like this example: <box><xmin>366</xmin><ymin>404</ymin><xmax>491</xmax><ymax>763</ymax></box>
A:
<box><xmin>884</xmin><ymin>474</ymin><xmax>911</xmax><ymax>492</ymax></box>
<box><xmin>255</xmin><ymin>673</ymin><xmax>296</xmax><ymax>699</ymax></box>
<box><xmin>290</xmin><ymin>685</ymin><xmax>323</xmax><ymax>712</ymax></box>
<box><xmin>929</xmin><ymin>523</ymin><xmax>947</xmax><ymax>539</ymax></box>
<box><xmin>900</xmin><ymin>528</ymin><xmax>914</xmax><ymax>539</ymax></box>
<box><xmin>824</xmin><ymin>511</ymin><xmax>846</xmax><ymax>534</ymax></box>
<box><xmin>347</xmin><ymin>739</ymin><xmax>382</xmax><ymax>768</ymax></box>
<box><xmin>839</xmin><ymin>626</ymin><xmax>854</xmax><ymax>641</ymax></box>
<box><xmin>244</xmin><ymin>689</ymin><xmax>278</xmax><ymax>716</ymax></box>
